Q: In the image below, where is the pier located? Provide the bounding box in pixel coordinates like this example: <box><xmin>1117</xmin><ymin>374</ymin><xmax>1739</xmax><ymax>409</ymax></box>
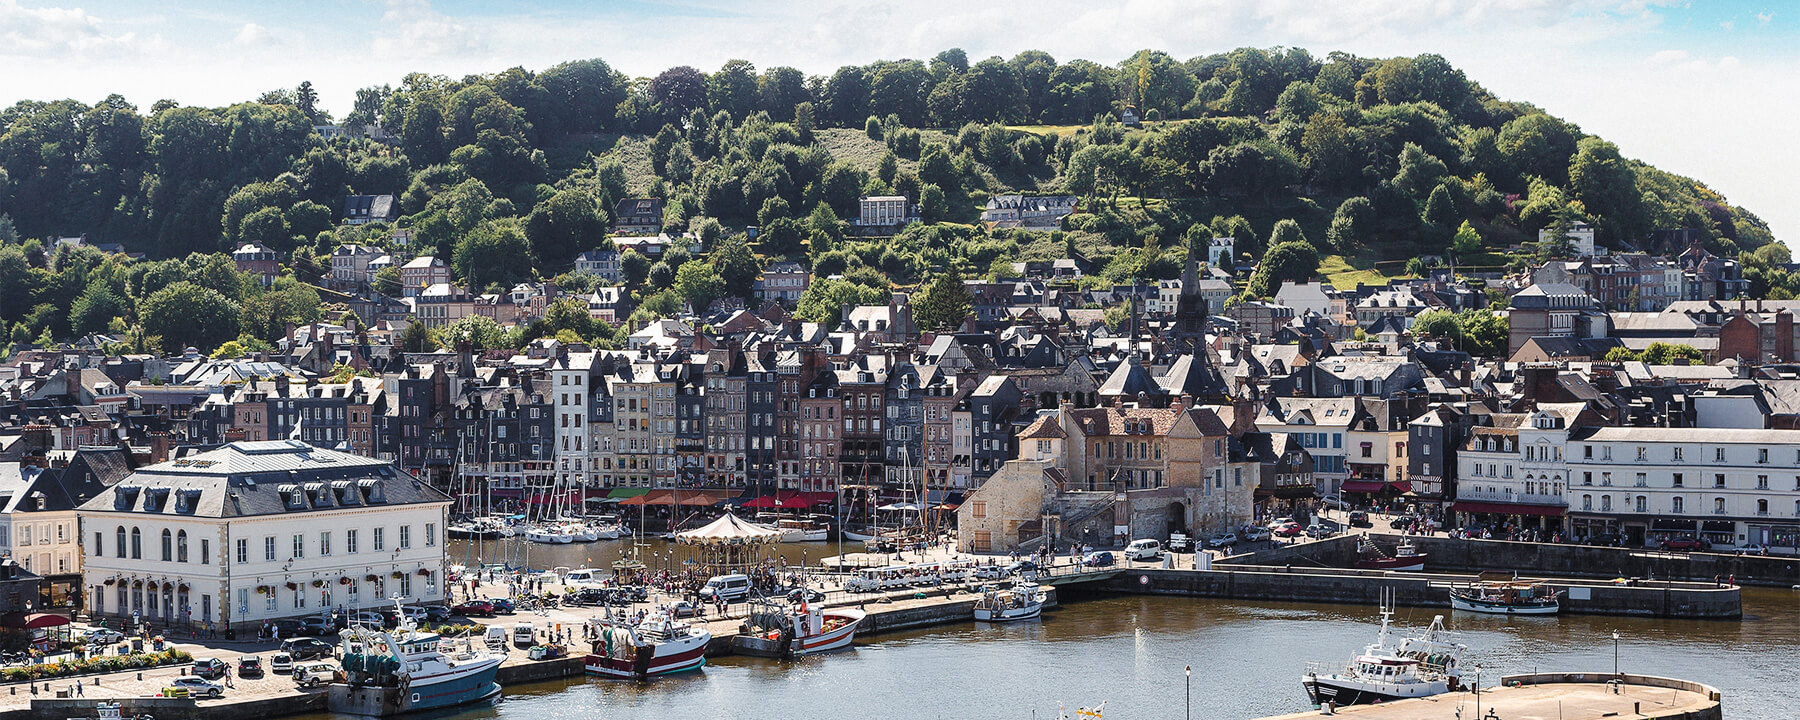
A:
<box><xmin>1256</xmin><ymin>673</ymin><xmax>1722</xmax><ymax>720</ymax></box>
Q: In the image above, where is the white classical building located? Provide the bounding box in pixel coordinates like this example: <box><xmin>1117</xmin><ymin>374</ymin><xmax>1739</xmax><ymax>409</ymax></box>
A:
<box><xmin>78</xmin><ymin>441</ymin><xmax>449</xmax><ymax>634</ymax></box>
<box><xmin>1452</xmin><ymin>407</ymin><xmax>1579</xmax><ymax>536</ymax></box>
<box><xmin>1565</xmin><ymin>427</ymin><xmax>1800</xmax><ymax>550</ymax></box>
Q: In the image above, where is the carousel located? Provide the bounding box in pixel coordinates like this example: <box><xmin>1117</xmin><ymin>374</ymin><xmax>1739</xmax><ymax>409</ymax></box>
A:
<box><xmin>673</xmin><ymin>512</ymin><xmax>783</xmax><ymax>574</ymax></box>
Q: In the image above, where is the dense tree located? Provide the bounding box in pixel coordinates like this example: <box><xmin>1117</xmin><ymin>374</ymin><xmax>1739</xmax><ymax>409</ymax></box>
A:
<box><xmin>650</xmin><ymin>66</ymin><xmax>710</xmax><ymax>121</ymax></box>
<box><xmin>1411</xmin><ymin>308</ymin><xmax>1463</xmax><ymax>344</ymax></box>
<box><xmin>794</xmin><ymin>276</ymin><xmax>888</xmax><ymax>325</ymax></box>
<box><xmin>140</xmin><ymin>281</ymin><xmax>239</xmax><ymax>352</ymax></box>
<box><xmin>453</xmin><ymin>220</ymin><xmax>536</xmax><ymax>290</ymax></box>
<box><xmin>709</xmin><ymin>60</ymin><xmax>760</xmax><ymax>121</ymax></box>
<box><xmin>1245</xmin><ymin>240</ymin><xmax>1319</xmax><ymax>298</ymax></box>
<box><xmin>912</xmin><ymin>270</ymin><xmax>974</xmax><ymax>331</ymax></box>
<box><xmin>673</xmin><ymin>258</ymin><xmax>725</xmax><ymax>311</ymax></box>
<box><xmin>525</xmin><ymin>190</ymin><xmax>607</xmax><ymax>268</ymax></box>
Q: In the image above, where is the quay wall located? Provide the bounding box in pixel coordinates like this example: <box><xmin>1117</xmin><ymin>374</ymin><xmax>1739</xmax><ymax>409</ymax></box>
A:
<box><xmin>1400</xmin><ymin>535</ymin><xmax>1800</xmax><ymax>588</ymax></box>
<box><xmin>1096</xmin><ymin>567</ymin><xmax>1740</xmax><ymax>618</ymax></box>
<box><xmin>1502</xmin><ymin>673</ymin><xmax>1722</xmax><ymax>720</ymax></box>
<box><xmin>13</xmin><ymin>694</ymin><xmax>323</xmax><ymax>720</ymax></box>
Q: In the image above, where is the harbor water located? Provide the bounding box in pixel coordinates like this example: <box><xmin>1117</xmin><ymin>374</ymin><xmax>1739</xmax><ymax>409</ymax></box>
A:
<box><xmin>417</xmin><ymin>538</ymin><xmax>1792</xmax><ymax>719</ymax></box>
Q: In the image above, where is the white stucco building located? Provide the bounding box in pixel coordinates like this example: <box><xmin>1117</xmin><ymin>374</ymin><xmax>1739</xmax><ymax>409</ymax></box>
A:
<box><xmin>1566</xmin><ymin>427</ymin><xmax>1800</xmax><ymax>550</ymax></box>
<box><xmin>78</xmin><ymin>441</ymin><xmax>449</xmax><ymax>634</ymax></box>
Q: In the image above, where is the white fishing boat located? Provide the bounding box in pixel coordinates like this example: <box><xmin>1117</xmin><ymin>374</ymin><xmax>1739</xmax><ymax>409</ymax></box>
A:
<box><xmin>973</xmin><ymin>582</ymin><xmax>1046</xmax><ymax>622</ymax></box>
<box><xmin>329</xmin><ymin>601</ymin><xmax>503</xmax><ymax>716</ymax></box>
<box><xmin>731</xmin><ymin>601</ymin><xmax>865</xmax><ymax>657</ymax></box>
<box><xmin>1449</xmin><ymin>577</ymin><xmax>1561</xmax><ymax>615</ymax></box>
<box><xmin>1303</xmin><ymin>601</ymin><xmax>1467</xmax><ymax>707</ymax></box>
<box><xmin>584</xmin><ymin>611</ymin><xmax>710</xmax><ymax>680</ymax></box>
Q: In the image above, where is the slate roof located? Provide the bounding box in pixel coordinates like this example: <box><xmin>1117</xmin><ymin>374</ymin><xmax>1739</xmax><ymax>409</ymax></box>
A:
<box><xmin>79</xmin><ymin>440</ymin><xmax>447</xmax><ymax>519</ymax></box>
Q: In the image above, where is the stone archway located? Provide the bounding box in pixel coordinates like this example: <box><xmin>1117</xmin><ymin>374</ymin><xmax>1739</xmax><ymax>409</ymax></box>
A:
<box><xmin>1166</xmin><ymin>501</ymin><xmax>1188</xmax><ymax>539</ymax></box>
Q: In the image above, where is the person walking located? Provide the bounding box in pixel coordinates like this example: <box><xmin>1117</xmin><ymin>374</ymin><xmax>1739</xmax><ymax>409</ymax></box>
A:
<box><xmin>75</xmin><ymin>680</ymin><xmax>82</xmax><ymax>697</ymax></box>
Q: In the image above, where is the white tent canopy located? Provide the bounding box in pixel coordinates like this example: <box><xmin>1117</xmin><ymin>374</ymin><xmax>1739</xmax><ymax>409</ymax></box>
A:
<box><xmin>674</xmin><ymin>512</ymin><xmax>783</xmax><ymax>545</ymax></box>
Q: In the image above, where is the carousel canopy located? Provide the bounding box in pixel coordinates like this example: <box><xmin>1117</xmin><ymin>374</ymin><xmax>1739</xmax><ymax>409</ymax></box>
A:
<box><xmin>674</xmin><ymin>512</ymin><xmax>782</xmax><ymax>545</ymax></box>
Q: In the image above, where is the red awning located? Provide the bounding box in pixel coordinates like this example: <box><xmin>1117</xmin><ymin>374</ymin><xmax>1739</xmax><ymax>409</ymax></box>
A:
<box><xmin>640</xmin><ymin>490</ymin><xmax>678</xmax><ymax>506</ymax></box>
<box><xmin>804</xmin><ymin>492</ymin><xmax>839</xmax><ymax>506</ymax></box>
<box><xmin>741</xmin><ymin>495</ymin><xmax>779</xmax><ymax>508</ymax></box>
<box><xmin>1339</xmin><ymin>481</ymin><xmax>1387</xmax><ymax>493</ymax></box>
<box><xmin>0</xmin><ymin>613</ymin><xmax>69</xmax><ymax>629</ymax></box>
<box><xmin>1452</xmin><ymin>501</ymin><xmax>1565</xmax><ymax>517</ymax></box>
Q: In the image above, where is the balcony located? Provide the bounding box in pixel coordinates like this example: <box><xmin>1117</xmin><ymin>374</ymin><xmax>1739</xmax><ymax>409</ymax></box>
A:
<box><xmin>1454</xmin><ymin>490</ymin><xmax>1568</xmax><ymax>507</ymax></box>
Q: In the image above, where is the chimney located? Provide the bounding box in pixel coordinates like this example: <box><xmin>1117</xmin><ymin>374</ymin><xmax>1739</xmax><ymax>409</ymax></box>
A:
<box><xmin>1461</xmin><ymin>360</ymin><xmax>1473</xmax><ymax>389</ymax></box>
<box><xmin>149</xmin><ymin>431</ymin><xmax>172</xmax><ymax>463</ymax></box>
<box><xmin>1777</xmin><ymin>310</ymin><xmax>1794</xmax><ymax>362</ymax></box>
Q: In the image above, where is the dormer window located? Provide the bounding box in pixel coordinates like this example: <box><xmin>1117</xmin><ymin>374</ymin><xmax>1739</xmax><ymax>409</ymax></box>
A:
<box><xmin>115</xmin><ymin>485</ymin><xmax>141</xmax><ymax>511</ymax></box>
<box><xmin>278</xmin><ymin>484</ymin><xmax>306</xmax><ymax>510</ymax></box>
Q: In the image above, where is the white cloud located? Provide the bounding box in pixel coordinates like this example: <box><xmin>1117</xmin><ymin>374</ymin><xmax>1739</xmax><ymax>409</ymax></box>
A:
<box><xmin>232</xmin><ymin>22</ymin><xmax>270</xmax><ymax>47</ymax></box>
<box><xmin>1757</xmin><ymin>12</ymin><xmax>1774</xmax><ymax>24</ymax></box>
<box><xmin>0</xmin><ymin>0</ymin><xmax>154</xmax><ymax>59</ymax></box>
<box><xmin>371</xmin><ymin>0</ymin><xmax>486</xmax><ymax>62</ymax></box>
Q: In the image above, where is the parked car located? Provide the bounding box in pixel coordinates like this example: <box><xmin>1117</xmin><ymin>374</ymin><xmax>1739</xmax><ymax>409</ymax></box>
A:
<box><xmin>281</xmin><ymin>637</ymin><xmax>336</xmax><ymax>661</ymax></box>
<box><xmin>785</xmin><ymin>587</ymin><xmax>825</xmax><ymax>604</ymax></box>
<box><xmin>452</xmin><ymin>599</ymin><xmax>497</xmax><ymax>617</ymax></box>
<box><xmin>170</xmin><ymin>677</ymin><xmax>225</xmax><ymax>698</ymax></box>
<box><xmin>1266</xmin><ymin>517</ymin><xmax>1297</xmax><ymax>531</ymax></box>
<box><xmin>293</xmin><ymin>662</ymin><xmax>344</xmax><ymax>689</ymax></box>
<box><xmin>1388</xmin><ymin>516</ymin><xmax>1412</xmax><ymax>529</ymax></box>
<box><xmin>1304</xmin><ymin>523</ymin><xmax>1336</xmax><ymax>539</ymax></box>
<box><xmin>1584</xmin><ymin>532</ymin><xmax>1625</xmax><ymax>547</ymax></box>
<box><xmin>1239</xmin><ymin>527</ymin><xmax>1272</xmax><ymax>542</ymax></box>
<box><xmin>269</xmin><ymin>652</ymin><xmax>294</xmax><ymax>674</ymax></box>
<box><xmin>1660</xmin><ymin>536</ymin><xmax>1709</xmax><ymax>551</ymax></box>
<box><xmin>699</xmin><ymin>574</ymin><xmax>752</xmax><ymax>602</ymax></box>
<box><xmin>1004</xmin><ymin>560</ymin><xmax>1041</xmax><ymax>578</ymax></box>
<box><xmin>1205</xmin><ymin>532</ymin><xmax>1237</xmax><ymax>549</ymax></box>
<box><xmin>1081</xmin><ymin>551</ymin><xmax>1115</xmax><ymax>567</ymax></box>
<box><xmin>299</xmin><ymin>618</ymin><xmax>337</xmax><ymax>637</ymax></box>
<box><xmin>1166</xmin><ymin>532</ymin><xmax>1193</xmax><ymax>553</ymax></box>
<box><xmin>237</xmin><ymin>655</ymin><xmax>264</xmax><ymax>678</ymax></box>
<box><xmin>489</xmin><ymin>598</ymin><xmax>516</xmax><ymax>614</ymax></box>
<box><xmin>191</xmin><ymin>658</ymin><xmax>229</xmax><ymax>680</ymax></box>
<box><xmin>1125</xmin><ymin>539</ymin><xmax>1164</xmax><ymax>560</ymax></box>
<box><xmin>1274</xmin><ymin>522</ymin><xmax>1304</xmax><ymax>537</ymax></box>
<box><xmin>567</xmin><ymin>588</ymin><xmax>608</xmax><ymax>606</ymax></box>
<box><xmin>269</xmin><ymin>618</ymin><xmax>307</xmax><ymax>639</ymax></box>
<box><xmin>422</xmin><ymin>605</ymin><xmax>452</xmax><ymax>622</ymax></box>
<box><xmin>1318</xmin><ymin>495</ymin><xmax>1348</xmax><ymax>510</ymax></box>
<box><xmin>670</xmin><ymin>600</ymin><xmax>700</xmax><ymax>618</ymax></box>
<box><xmin>350</xmin><ymin>611</ymin><xmax>389</xmax><ymax>627</ymax></box>
<box><xmin>1348</xmin><ymin>511</ymin><xmax>1370</xmax><ymax>527</ymax></box>
<box><xmin>83</xmin><ymin>628</ymin><xmax>125</xmax><ymax>645</ymax></box>
<box><xmin>613</xmin><ymin>586</ymin><xmax>649</xmax><ymax>603</ymax></box>
<box><xmin>972</xmin><ymin>564</ymin><xmax>1011</xmax><ymax>580</ymax></box>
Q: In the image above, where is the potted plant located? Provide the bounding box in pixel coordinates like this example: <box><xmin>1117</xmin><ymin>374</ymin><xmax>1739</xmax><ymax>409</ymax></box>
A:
<box><xmin>416</xmin><ymin>569</ymin><xmax>430</xmax><ymax>576</ymax></box>
<box><xmin>311</xmin><ymin>579</ymin><xmax>325</xmax><ymax>588</ymax></box>
<box><xmin>285</xmin><ymin>582</ymin><xmax>298</xmax><ymax>590</ymax></box>
<box><xmin>390</xmin><ymin>571</ymin><xmax>403</xmax><ymax>579</ymax></box>
<box><xmin>339</xmin><ymin>577</ymin><xmax>352</xmax><ymax>586</ymax></box>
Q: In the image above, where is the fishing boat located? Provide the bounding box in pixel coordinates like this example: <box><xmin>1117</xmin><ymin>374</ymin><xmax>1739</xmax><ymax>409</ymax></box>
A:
<box><xmin>1448</xmin><ymin>575</ymin><xmax>1561</xmax><ymax>615</ymax></box>
<box><xmin>1353</xmin><ymin>537</ymin><xmax>1427</xmax><ymax>572</ymax></box>
<box><xmin>584</xmin><ymin>612</ymin><xmax>710</xmax><ymax>680</ymax></box>
<box><xmin>731</xmin><ymin>601</ymin><xmax>866</xmax><ymax>657</ymax></box>
<box><xmin>1302</xmin><ymin>601</ymin><xmax>1466</xmax><ymax>707</ymax></box>
<box><xmin>328</xmin><ymin>601</ymin><xmax>503</xmax><ymax>716</ymax></box>
<box><xmin>973</xmin><ymin>582</ymin><xmax>1047</xmax><ymax>622</ymax></box>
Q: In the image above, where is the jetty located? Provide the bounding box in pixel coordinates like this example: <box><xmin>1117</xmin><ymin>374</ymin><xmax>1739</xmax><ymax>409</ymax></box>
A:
<box><xmin>1255</xmin><ymin>673</ymin><xmax>1721</xmax><ymax>720</ymax></box>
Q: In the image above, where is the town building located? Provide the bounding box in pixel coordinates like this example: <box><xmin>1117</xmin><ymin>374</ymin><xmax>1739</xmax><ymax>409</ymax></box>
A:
<box><xmin>78</xmin><ymin>441</ymin><xmax>449</xmax><ymax>634</ymax></box>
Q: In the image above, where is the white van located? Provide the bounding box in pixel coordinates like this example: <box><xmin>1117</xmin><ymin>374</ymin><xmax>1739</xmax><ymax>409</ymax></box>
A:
<box><xmin>699</xmin><ymin>574</ymin><xmax>751</xmax><ymax>602</ymax></box>
<box><xmin>563</xmin><ymin>568</ymin><xmax>602</xmax><ymax>586</ymax></box>
<box><xmin>485</xmin><ymin>625</ymin><xmax>509</xmax><ymax>650</ymax></box>
<box><xmin>511</xmin><ymin>622</ymin><xmax>536</xmax><ymax>647</ymax></box>
<box><xmin>1125</xmin><ymin>539</ymin><xmax>1163</xmax><ymax>561</ymax></box>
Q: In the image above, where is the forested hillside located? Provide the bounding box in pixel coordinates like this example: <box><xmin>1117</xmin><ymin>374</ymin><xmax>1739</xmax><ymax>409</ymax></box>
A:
<box><xmin>0</xmin><ymin>47</ymin><xmax>1780</xmax><ymax>354</ymax></box>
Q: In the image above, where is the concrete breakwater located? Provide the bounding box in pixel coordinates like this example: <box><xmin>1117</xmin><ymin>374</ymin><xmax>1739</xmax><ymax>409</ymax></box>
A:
<box><xmin>1094</xmin><ymin>565</ymin><xmax>1741</xmax><ymax>618</ymax></box>
<box><xmin>1397</xmin><ymin>534</ymin><xmax>1800</xmax><ymax>588</ymax></box>
<box><xmin>1256</xmin><ymin>672</ymin><xmax>1721</xmax><ymax>720</ymax></box>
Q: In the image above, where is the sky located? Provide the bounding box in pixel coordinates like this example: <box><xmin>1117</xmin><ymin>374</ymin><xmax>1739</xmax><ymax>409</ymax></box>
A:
<box><xmin>2</xmin><ymin>0</ymin><xmax>1795</xmax><ymax>244</ymax></box>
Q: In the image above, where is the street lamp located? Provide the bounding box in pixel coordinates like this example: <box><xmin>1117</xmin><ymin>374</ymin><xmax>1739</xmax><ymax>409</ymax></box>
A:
<box><xmin>1184</xmin><ymin>666</ymin><xmax>1191</xmax><ymax>720</ymax></box>
<box><xmin>1612</xmin><ymin>630</ymin><xmax>1620</xmax><ymax>677</ymax></box>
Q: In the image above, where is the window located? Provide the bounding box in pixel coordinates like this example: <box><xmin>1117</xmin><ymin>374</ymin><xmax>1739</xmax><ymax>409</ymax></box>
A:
<box><xmin>1672</xmin><ymin>473</ymin><xmax>1683</xmax><ymax>488</ymax></box>
<box><xmin>1602</xmin><ymin>496</ymin><xmax>1612</xmax><ymax>511</ymax></box>
<box><xmin>176</xmin><ymin>530</ymin><xmax>188</xmax><ymax>563</ymax></box>
<box><xmin>1635</xmin><ymin>473</ymin><xmax>1647</xmax><ymax>487</ymax></box>
<box><xmin>320</xmin><ymin>531</ymin><xmax>332</xmax><ymax>557</ymax></box>
<box><xmin>1758</xmin><ymin>475</ymin><xmax>1770</xmax><ymax>490</ymax></box>
<box><xmin>201</xmin><ymin>538</ymin><xmax>210</xmax><ymax>565</ymax></box>
<box><xmin>1583</xmin><ymin>472</ymin><xmax>1593</xmax><ymax>486</ymax></box>
<box><xmin>130</xmin><ymin>527</ymin><xmax>141</xmax><ymax>559</ymax></box>
<box><xmin>264</xmin><ymin>536</ymin><xmax>277</xmax><ymax>561</ymax></box>
<box><xmin>1715</xmin><ymin>474</ymin><xmax>1727</xmax><ymax>488</ymax></box>
<box><xmin>1671</xmin><ymin>497</ymin><xmax>1684</xmax><ymax>513</ymax></box>
<box><xmin>1673</xmin><ymin>447</ymin><xmax>1684</xmax><ymax>461</ymax></box>
<box><xmin>159</xmin><ymin>530</ymin><xmax>172</xmax><ymax>562</ymax></box>
<box><xmin>1636</xmin><ymin>447</ymin><xmax>1647</xmax><ymax>461</ymax></box>
<box><xmin>1582</xmin><ymin>494</ymin><xmax>1593</xmax><ymax>511</ymax></box>
<box><xmin>1714</xmin><ymin>497</ymin><xmax>1726</xmax><ymax>514</ymax></box>
<box><xmin>1715</xmin><ymin>448</ymin><xmax>1726</xmax><ymax>462</ymax></box>
<box><xmin>1760</xmin><ymin>448</ymin><xmax>1769</xmax><ymax>464</ymax></box>
<box><xmin>115</xmin><ymin>526</ymin><xmax>126</xmax><ymax>558</ymax></box>
<box><xmin>1758</xmin><ymin>498</ymin><xmax>1769</xmax><ymax>515</ymax></box>
<box><xmin>292</xmin><ymin>534</ymin><xmax>304</xmax><ymax>559</ymax></box>
<box><xmin>426</xmin><ymin>523</ymin><xmax>436</xmax><ymax>547</ymax></box>
<box><xmin>1636</xmin><ymin>496</ymin><xmax>1647</xmax><ymax>513</ymax></box>
<box><xmin>373</xmin><ymin>527</ymin><xmax>385</xmax><ymax>551</ymax></box>
<box><xmin>236</xmin><ymin>538</ymin><xmax>248</xmax><ymax>564</ymax></box>
<box><xmin>94</xmin><ymin>532</ymin><xmax>102</xmax><ymax>556</ymax></box>
<box><xmin>971</xmin><ymin>501</ymin><xmax>987</xmax><ymax>518</ymax></box>
<box><xmin>1584</xmin><ymin>445</ymin><xmax>1593</xmax><ymax>459</ymax></box>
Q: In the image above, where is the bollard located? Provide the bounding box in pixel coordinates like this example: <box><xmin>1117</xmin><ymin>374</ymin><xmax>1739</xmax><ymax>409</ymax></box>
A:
<box><xmin>137</xmin><ymin>673</ymin><xmax>143</xmax><ymax>680</ymax></box>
